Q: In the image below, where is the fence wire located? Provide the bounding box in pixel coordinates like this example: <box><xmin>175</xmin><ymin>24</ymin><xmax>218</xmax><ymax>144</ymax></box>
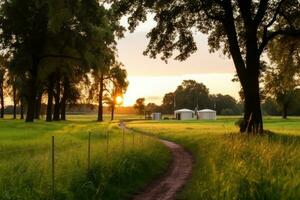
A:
<box><xmin>0</xmin><ymin>124</ymin><xmax>152</xmax><ymax>200</ymax></box>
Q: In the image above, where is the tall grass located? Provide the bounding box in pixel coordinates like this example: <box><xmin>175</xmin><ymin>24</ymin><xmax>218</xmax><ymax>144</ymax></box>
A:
<box><xmin>128</xmin><ymin>118</ymin><xmax>300</xmax><ymax>200</ymax></box>
<box><xmin>0</xmin><ymin>119</ymin><xmax>170</xmax><ymax>200</ymax></box>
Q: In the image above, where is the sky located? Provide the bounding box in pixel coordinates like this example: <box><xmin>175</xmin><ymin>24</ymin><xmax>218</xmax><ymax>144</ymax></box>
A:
<box><xmin>117</xmin><ymin>16</ymin><xmax>240</xmax><ymax>106</ymax></box>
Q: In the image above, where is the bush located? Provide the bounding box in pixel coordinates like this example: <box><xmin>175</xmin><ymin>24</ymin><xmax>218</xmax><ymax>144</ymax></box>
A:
<box><xmin>220</xmin><ymin>108</ymin><xmax>234</xmax><ymax>115</ymax></box>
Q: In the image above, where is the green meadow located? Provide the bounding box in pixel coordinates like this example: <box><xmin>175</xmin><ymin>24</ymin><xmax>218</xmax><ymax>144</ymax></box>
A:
<box><xmin>0</xmin><ymin>116</ymin><xmax>170</xmax><ymax>200</ymax></box>
<box><xmin>1</xmin><ymin>115</ymin><xmax>300</xmax><ymax>200</ymax></box>
<box><xmin>127</xmin><ymin>117</ymin><xmax>300</xmax><ymax>200</ymax></box>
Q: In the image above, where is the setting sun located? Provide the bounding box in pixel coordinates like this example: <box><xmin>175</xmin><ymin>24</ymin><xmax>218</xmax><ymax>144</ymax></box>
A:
<box><xmin>115</xmin><ymin>96</ymin><xmax>123</xmax><ymax>105</ymax></box>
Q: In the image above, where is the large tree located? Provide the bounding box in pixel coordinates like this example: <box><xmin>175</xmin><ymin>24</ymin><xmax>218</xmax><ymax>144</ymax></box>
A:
<box><xmin>161</xmin><ymin>92</ymin><xmax>175</xmax><ymax>114</ymax></box>
<box><xmin>0</xmin><ymin>53</ymin><xmax>9</xmax><ymax>118</ymax></box>
<box><xmin>0</xmin><ymin>0</ymin><xmax>117</xmax><ymax>122</ymax></box>
<box><xmin>264</xmin><ymin>34</ymin><xmax>300</xmax><ymax>118</ymax></box>
<box><xmin>112</xmin><ymin>0</ymin><xmax>300</xmax><ymax>133</ymax></box>
<box><xmin>134</xmin><ymin>98</ymin><xmax>146</xmax><ymax>115</ymax></box>
<box><xmin>89</xmin><ymin>49</ymin><xmax>116</xmax><ymax>122</ymax></box>
<box><xmin>0</xmin><ymin>0</ymin><xmax>49</xmax><ymax>122</ymax></box>
<box><xmin>0</xmin><ymin>61</ymin><xmax>6</xmax><ymax>118</ymax></box>
<box><xmin>174</xmin><ymin>80</ymin><xmax>211</xmax><ymax>111</ymax></box>
<box><xmin>210</xmin><ymin>94</ymin><xmax>241</xmax><ymax>115</ymax></box>
<box><xmin>102</xmin><ymin>63</ymin><xmax>128</xmax><ymax>121</ymax></box>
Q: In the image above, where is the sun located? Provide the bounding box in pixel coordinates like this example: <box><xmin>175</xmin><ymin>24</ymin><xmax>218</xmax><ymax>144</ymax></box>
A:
<box><xmin>115</xmin><ymin>96</ymin><xmax>123</xmax><ymax>105</ymax></box>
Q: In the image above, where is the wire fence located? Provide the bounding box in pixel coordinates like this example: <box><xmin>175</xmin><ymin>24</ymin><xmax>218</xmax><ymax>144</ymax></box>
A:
<box><xmin>0</xmin><ymin>124</ymin><xmax>151</xmax><ymax>200</ymax></box>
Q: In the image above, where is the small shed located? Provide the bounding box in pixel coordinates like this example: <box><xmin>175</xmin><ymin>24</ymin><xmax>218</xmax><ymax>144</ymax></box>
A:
<box><xmin>174</xmin><ymin>109</ymin><xmax>195</xmax><ymax>120</ymax></box>
<box><xmin>152</xmin><ymin>113</ymin><xmax>162</xmax><ymax>120</ymax></box>
<box><xmin>197</xmin><ymin>109</ymin><xmax>217</xmax><ymax>120</ymax></box>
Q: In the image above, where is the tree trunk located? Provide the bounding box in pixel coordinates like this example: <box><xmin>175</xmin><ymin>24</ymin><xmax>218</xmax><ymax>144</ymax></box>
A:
<box><xmin>26</xmin><ymin>59</ymin><xmax>39</xmax><ymax>122</ymax></box>
<box><xmin>60</xmin><ymin>99</ymin><xmax>66</xmax><ymax>120</ymax></box>
<box><xmin>239</xmin><ymin>69</ymin><xmax>263</xmax><ymax>134</ymax></box>
<box><xmin>34</xmin><ymin>93</ymin><xmax>42</xmax><ymax>120</ymax></box>
<box><xmin>13</xmin><ymin>84</ymin><xmax>17</xmax><ymax>119</ymax></box>
<box><xmin>97</xmin><ymin>74</ymin><xmax>104</xmax><ymax>122</ymax></box>
<box><xmin>241</xmin><ymin>28</ymin><xmax>263</xmax><ymax>134</ymax></box>
<box><xmin>111</xmin><ymin>103</ymin><xmax>115</xmax><ymax>121</ymax></box>
<box><xmin>282</xmin><ymin>103</ymin><xmax>288</xmax><ymax>119</ymax></box>
<box><xmin>0</xmin><ymin>79</ymin><xmax>4</xmax><ymax>119</ymax></box>
<box><xmin>46</xmin><ymin>74</ymin><xmax>55</xmax><ymax>122</ymax></box>
<box><xmin>53</xmin><ymin>73</ymin><xmax>61</xmax><ymax>121</ymax></box>
<box><xmin>222</xmin><ymin>4</ymin><xmax>264</xmax><ymax>134</ymax></box>
<box><xmin>60</xmin><ymin>76</ymin><xmax>70</xmax><ymax>121</ymax></box>
<box><xmin>20</xmin><ymin>97</ymin><xmax>24</xmax><ymax>120</ymax></box>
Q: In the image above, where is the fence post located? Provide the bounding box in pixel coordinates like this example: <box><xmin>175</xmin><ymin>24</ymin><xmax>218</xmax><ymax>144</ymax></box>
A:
<box><xmin>122</xmin><ymin>127</ymin><xmax>125</xmax><ymax>153</ymax></box>
<box><xmin>88</xmin><ymin>132</ymin><xmax>91</xmax><ymax>172</ymax></box>
<box><xmin>132</xmin><ymin>132</ymin><xmax>135</xmax><ymax>147</ymax></box>
<box><xmin>51</xmin><ymin>136</ymin><xmax>55</xmax><ymax>200</ymax></box>
<box><xmin>106</xmin><ymin>130</ymin><xmax>109</xmax><ymax>159</ymax></box>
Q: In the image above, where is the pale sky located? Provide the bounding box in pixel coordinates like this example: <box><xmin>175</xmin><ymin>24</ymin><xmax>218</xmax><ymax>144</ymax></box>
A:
<box><xmin>118</xmin><ymin>16</ymin><xmax>240</xmax><ymax>106</ymax></box>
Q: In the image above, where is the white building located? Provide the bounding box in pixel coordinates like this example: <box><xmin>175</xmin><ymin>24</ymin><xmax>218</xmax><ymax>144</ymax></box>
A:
<box><xmin>152</xmin><ymin>113</ymin><xmax>162</xmax><ymax>120</ymax></box>
<box><xmin>197</xmin><ymin>109</ymin><xmax>217</xmax><ymax>120</ymax></box>
<box><xmin>174</xmin><ymin>109</ymin><xmax>195</xmax><ymax>120</ymax></box>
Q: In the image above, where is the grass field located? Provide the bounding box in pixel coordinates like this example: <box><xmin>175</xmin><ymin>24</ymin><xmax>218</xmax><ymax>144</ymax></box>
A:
<box><xmin>127</xmin><ymin>117</ymin><xmax>300</xmax><ymax>200</ymax></box>
<box><xmin>1</xmin><ymin>115</ymin><xmax>299</xmax><ymax>200</ymax></box>
<box><xmin>0</xmin><ymin>116</ymin><xmax>170</xmax><ymax>200</ymax></box>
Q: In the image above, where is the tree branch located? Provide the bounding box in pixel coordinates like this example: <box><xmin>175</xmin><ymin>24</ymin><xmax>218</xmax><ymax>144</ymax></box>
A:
<box><xmin>280</xmin><ymin>12</ymin><xmax>296</xmax><ymax>30</ymax></box>
<box><xmin>203</xmin><ymin>8</ymin><xmax>224</xmax><ymax>22</ymax></box>
<box><xmin>265</xmin><ymin>0</ymin><xmax>287</xmax><ymax>28</ymax></box>
<box><xmin>39</xmin><ymin>54</ymin><xmax>82</xmax><ymax>61</ymax></box>
<box><xmin>222</xmin><ymin>0</ymin><xmax>247</xmax><ymax>79</ymax></box>
<box><xmin>237</xmin><ymin>0</ymin><xmax>253</xmax><ymax>26</ymax></box>
<box><xmin>254</xmin><ymin>0</ymin><xmax>269</xmax><ymax>26</ymax></box>
<box><xmin>258</xmin><ymin>29</ymin><xmax>300</xmax><ymax>55</ymax></box>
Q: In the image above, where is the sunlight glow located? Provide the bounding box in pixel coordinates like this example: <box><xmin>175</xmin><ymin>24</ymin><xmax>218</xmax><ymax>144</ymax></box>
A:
<box><xmin>116</xmin><ymin>96</ymin><xmax>123</xmax><ymax>105</ymax></box>
<box><xmin>122</xmin><ymin>74</ymin><xmax>240</xmax><ymax>106</ymax></box>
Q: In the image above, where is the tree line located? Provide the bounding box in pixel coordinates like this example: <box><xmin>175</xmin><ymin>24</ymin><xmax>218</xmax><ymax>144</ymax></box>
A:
<box><xmin>135</xmin><ymin>78</ymin><xmax>300</xmax><ymax>119</ymax></box>
<box><xmin>134</xmin><ymin>80</ymin><xmax>243</xmax><ymax>116</ymax></box>
<box><xmin>0</xmin><ymin>0</ymin><xmax>128</xmax><ymax>122</ymax></box>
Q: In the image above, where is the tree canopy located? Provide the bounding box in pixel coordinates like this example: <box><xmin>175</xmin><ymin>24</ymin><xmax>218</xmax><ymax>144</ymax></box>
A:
<box><xmin>0</xmin><ymin>0</ymin><xmax>127</xmax><ymax>122</ymax></box>
<box><xmin>134</xmin><ymin>98</ymin><xmax>146</xmax><ymax>115</ymax></box>
<box><xmin>264</xmin><ymin>32</ymin><xmax>300</xmax><ymax>118</ymax></box>
<box><xmin>160</xmin><ymin>80</ymin><xmax>242</xmax><ymax>115</ymax></box>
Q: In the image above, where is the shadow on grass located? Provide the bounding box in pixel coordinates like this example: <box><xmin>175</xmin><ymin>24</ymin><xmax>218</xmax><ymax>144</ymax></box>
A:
<box><xmin>266</xmin><ymin>132</ymin><xmax>300</xmax><ymax>145</ymax></box>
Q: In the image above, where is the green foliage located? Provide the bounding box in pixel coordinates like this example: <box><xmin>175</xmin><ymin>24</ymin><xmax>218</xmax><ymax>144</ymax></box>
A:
<box><xmin>160</xmin><ymin>80</ymin><xmax>241</xmax><ymax>115</ymax></box>
<box><xmin>0</xmin><ymin>0</ymin><xmax>120</xmax><ymax>121</ymax></box>
<box><xmin>175</xmin><ymin>80</ymin><xmax>210</xmax><ymax>110</ymax></box>
<box><xmin>111</xmin><ymin>0</ymin><xmax>299</xmax><ymax>62</ymax></box>
<box><xmin>211</xmin><ymin>94</ymin><xmax>241</xmax><ymax>115</ymax></box>
<box><xmin>264</xmin><ymin>32</ymin><xmax>300</xmax><ymax>118</ymax></box>
<box><xmin>134</xmin><ymin>98</ymin><xmax>146</xmax><ymax>115</ymax></box>
<box><xmin>262</xmin><ymin>97</ymin><xmax>281</xmax><ymax>116</ymax></box>
<box><xmin>161</xmin><ymin>92</ymin><xmax>175</xmax><ymax>114</ymax></box>
<box><xmin>146</xmin><ymin>103</ymin><xmax>161</xmax><ymax>113</ymax></box>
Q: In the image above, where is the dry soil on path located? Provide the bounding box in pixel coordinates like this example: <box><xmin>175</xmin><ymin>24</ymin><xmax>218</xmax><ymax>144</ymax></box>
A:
<box><xmin>128</xmin><ymin>127</ymin><xmax>193</xmax><ymax>200</ymax></box>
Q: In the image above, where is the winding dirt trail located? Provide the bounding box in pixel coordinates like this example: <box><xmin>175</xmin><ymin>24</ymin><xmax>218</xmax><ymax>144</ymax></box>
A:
<box><xmin>128</xmin><ymin>126</ymin><xmax>193</xmax><ymax>200</ymax></box>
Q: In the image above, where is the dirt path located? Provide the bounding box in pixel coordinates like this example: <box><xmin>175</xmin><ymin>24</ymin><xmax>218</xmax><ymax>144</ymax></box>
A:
<box><xmin>130</xmin><ymin>129</ymin><xmax>193</xmax><ymax>200</ymax></box>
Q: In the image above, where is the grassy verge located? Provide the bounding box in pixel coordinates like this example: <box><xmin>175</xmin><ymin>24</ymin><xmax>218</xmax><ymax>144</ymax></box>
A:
<box><xmin>127</xmin><ymin>118</ymin><xmax>300</xmax><ymax>200</ymax></box>
<box><xmin>0</xmin><ymin>119</ymin><xmax>170</xmax><ymax>200</ymax></box>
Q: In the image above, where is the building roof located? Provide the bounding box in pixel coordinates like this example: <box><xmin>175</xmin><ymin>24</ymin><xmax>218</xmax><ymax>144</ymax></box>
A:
<box><xmin>175</xmin><ymin>109</ymin><xmax>194</xmax><ymax>113</ymax></box>
<box><xmin>198</xmin><ymin>109</ymin><xmax>216</xmax><ymax>113</ymax></box>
